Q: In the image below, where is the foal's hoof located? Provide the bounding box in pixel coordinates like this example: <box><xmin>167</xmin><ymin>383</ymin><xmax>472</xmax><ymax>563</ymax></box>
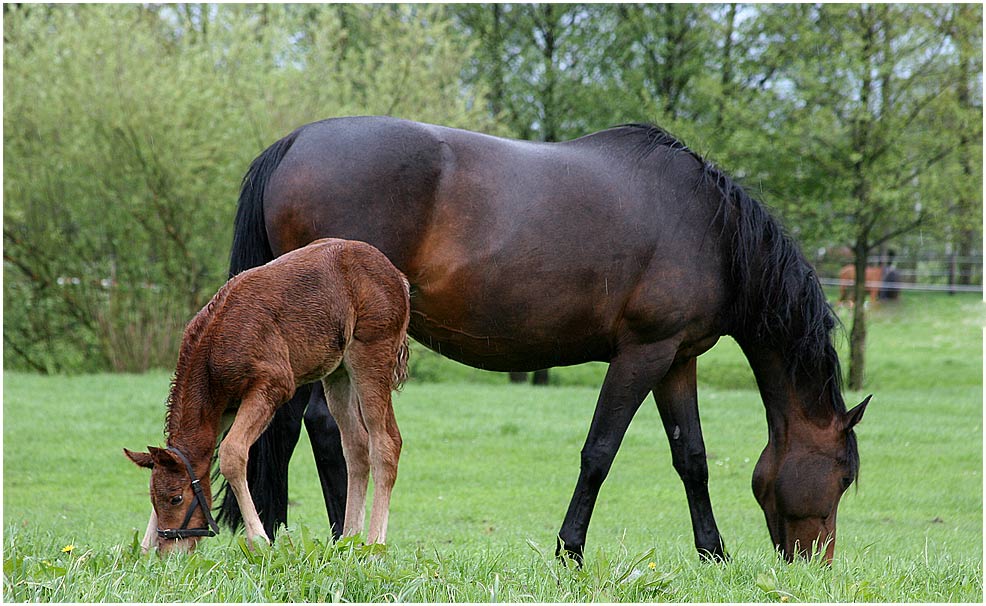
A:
<box><xmin>246</xmin><ymin>533</ymin><xmax>272</xmax><ymax>551</ymax></box>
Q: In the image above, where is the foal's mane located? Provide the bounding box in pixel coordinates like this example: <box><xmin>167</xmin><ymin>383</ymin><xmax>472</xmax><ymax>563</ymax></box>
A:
<box><xmin>615</xmin><ymin>123</ymin><xmax>846</xmax><ymax>417</ymax></box>
<box><xmin>164</xmin><ymin>279</ymin><xmax>236</xmax><ymax>441</ymax></box>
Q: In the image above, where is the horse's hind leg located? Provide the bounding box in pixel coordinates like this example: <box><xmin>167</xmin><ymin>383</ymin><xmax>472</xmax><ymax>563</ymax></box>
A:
<box><xmin>652</xmin><ymin>358</ymin><xmax>727</xmax><ymax>562</ymax></box>
<box><xmin>346</xmin><ymin>341</ymin><xmax>402</xmax><ymax>544</ymax></box>
<box><xmin>322</xmin><ymin>370</ymin><xmax>370</xmax><ymax>539</ymax></box>
<box><xmin>219</xmin><ymin>380</ymin><xmax>293</xmax><ymax>547</ymax></box>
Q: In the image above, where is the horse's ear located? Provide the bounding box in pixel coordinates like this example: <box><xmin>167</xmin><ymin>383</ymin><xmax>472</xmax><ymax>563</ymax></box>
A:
<box><xmin>148</xmin><ymin>446</ymin><xmax>182</xmax><ymax>469</ymax></box>
<box><xmin>844</xmin><ymin>395</ymin><xmax>871</xmax><ymax>431</ymax></box>
<box><xmin>124</xmin><ymin>448</ymin><xmax>154</xmax><ymax>469</ymax></box>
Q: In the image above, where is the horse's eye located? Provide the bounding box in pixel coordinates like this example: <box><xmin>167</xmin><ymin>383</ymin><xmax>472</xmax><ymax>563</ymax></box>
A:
<box><xmin>170</xmin><ymin>495</ymin><xmax>184</xmax><ymax>506</ymax></box>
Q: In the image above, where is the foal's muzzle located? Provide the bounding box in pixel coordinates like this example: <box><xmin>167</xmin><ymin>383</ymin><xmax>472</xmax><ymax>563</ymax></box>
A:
<box><xmin>157</xmin><ymin>446</ymin><xmax>220</xmax><ymax>541</ymax></box>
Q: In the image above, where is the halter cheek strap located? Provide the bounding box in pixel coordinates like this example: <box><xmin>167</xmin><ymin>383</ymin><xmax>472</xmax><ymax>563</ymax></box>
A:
<box><xmin>156</xmin><ymin>446</ymin><xmax>220</xmax><ymax>541</ymax></box>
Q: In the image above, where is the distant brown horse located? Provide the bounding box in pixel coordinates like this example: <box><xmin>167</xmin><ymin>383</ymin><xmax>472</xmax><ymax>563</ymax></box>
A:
<box><xmin>125</xmin><ymin>238</ymin><xmax>410</xmax><ymax>552</ymax></box>
<box><xmin>838</xmin><ymin>265</ymin><xmax>884</xmax><ymax>306</ymax></box>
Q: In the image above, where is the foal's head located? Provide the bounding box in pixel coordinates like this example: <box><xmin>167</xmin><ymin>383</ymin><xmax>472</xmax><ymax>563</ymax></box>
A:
<box><xmin>752</xmin><ymin>396</ymin><xmax>870</xmax><ymax>563</ymax></box>
<box><xmin>124</xmin><ymin>446</ymin><xmax>216</xmax><ymax>553</ymax></box>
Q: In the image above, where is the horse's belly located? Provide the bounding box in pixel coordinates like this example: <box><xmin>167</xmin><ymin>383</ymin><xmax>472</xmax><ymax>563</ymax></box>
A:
<box><xmin>407</xmin><ymin>315</ymin><xmax>610</xmax><ymax>371</ymax></box>
<box><xmin>406</xmin><ymin>270</ymin><xmax>616</xmax><ymax>370</ymax></box>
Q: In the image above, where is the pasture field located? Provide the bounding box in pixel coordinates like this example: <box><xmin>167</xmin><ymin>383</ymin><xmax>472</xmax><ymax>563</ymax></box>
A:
<box><xmin>3</xmin><ymin>292</ymin><xmax>983</xmax><ymax>602</ymax></box>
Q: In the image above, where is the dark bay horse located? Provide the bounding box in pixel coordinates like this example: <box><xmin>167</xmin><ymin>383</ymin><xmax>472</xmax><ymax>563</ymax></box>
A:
<box><xmin>125</xmin><ymin>238</ymin><xmax>410</xmax><ymax>552</ymax></box>
<box><xmin>218</xmin><ymin>116</ymin><xmax>869</xmax><ymax>562</ymax></box>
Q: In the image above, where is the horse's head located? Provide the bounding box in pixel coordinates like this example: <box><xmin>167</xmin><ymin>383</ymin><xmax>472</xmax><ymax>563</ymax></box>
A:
<box><xmin>124</xmin><ymin>445</ymin><xmax>218</xmax><ymax>554</ymax></box>
<box><xmin>752</xmin><ymin>396</ymin><xmax>870</xmax><ymax>563</ymax></box>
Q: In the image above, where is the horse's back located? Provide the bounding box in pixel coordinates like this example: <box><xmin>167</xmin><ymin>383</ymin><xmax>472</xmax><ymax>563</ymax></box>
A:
<box><xmin>265</xmin><ymin>118</ymin><xmax>445</xmax><ymax>269</ymax></box>
<box><xmin>262</xmin><ymin>117</ymin><xmax>729</xmax><ymax>369</ymax></box>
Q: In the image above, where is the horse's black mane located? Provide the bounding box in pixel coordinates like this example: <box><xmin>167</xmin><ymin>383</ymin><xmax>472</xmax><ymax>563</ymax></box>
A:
<box><xmin>616</xmin><ymin>123</ymin><xmax>846</xmax><ymax>418</ymax></box>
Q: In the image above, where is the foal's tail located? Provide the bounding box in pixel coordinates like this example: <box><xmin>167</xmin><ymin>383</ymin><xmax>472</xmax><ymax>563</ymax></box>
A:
<box><xmin>392</xmin><ymin>276</ymin><xmax>411</xmax><ymax>391</ymax></box>
<box><xmin>216</xmin><ymin>129</ymin><xmax>303</xmax><ymax>535</ymax></box>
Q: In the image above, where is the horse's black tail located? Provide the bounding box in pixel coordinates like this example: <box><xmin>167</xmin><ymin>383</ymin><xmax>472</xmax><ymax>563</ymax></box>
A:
<box><xmin>228</xmin><ymin>131</ymin><xmax>301</xmax><ymax>277</ymax></box>
<box><xmin>214</xmin><ymin>129</ymin><xmax>304</xmax><ymax>537</ymax></box>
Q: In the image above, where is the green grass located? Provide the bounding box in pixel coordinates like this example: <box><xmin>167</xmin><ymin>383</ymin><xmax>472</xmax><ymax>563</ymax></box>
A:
<box><xmin>3</xmin><ymin>292</ymin><xmax>983</xmax><ymax>601</ymax></box>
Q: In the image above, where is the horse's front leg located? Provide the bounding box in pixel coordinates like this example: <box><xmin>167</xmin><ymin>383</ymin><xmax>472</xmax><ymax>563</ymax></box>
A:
<box><xmin>653</xmin><ymin>358</ymin><xmax>728</xmax><ymax>562</ymax></box>
<box><xmin>558</xmin><ymin>341</ymin><xmax>677</xmax><ymax>564</ymax></box>
<box><xmin>219</xmin><ymin>382</ymin><xmax>293</xmax><ymax>548</ymax></box>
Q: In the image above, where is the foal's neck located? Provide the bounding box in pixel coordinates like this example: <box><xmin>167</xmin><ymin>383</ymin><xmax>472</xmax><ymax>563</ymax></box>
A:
<box><xmin>166</xmin><ymin>369</ymin><xmax>225</xmax><ymax>462</ymax></box>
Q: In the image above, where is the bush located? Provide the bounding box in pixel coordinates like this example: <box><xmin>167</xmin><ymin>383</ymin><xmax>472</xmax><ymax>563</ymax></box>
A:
<box><xmin>3</xmin><ymin>5</ymin><xmax>492</xmax><ymax>372</ymax></box>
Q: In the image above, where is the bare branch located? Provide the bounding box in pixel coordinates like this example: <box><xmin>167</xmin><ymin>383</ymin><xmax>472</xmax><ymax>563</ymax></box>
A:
<box><xmin>871</xmin><ymin>210</ymin><xmax>928</xmax><ymax>248</ymax></box>
<box><xmin>2</xmin><ymin>332</ymin><xmax>49</xmax><ymax>374</ymax></box>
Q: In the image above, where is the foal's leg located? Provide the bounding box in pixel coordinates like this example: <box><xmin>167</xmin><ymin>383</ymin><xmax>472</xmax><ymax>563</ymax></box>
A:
<box><xmin>362</xmin><ymin>387</ymin><xmax>402</xmax><ymax>545</ymax></box>
<box><xmin>322</xmin><ymin>371</ymin><xmax>370</xmax><ymax>539</ymax></box>
<box><xmin>141</xmin><ymin>508</ymin><xmax>158</xmax><ymax>554</ymax></box>
<box><xmin>218</xmin><ymin>388</ymin><xmax>306</xmax><ymax>539</ymax></box>
<box><xmin>347</xmin><ymin>342</ymin><xmax>403</xmax><ymax>545</ymax></box>
<box><xmin>219</xmin><ymin>381</ymin><xmax>293</xmax><ymax>547</ymax></box>
<box><xmin>558</xmin><ymin>341</ymin><xmax>677</xmax><ymax>563</ymax></box>
<box><xmin>653</xmin><ymin>358</ymin><xmax>727</xmax><ymax>561</ymax></box>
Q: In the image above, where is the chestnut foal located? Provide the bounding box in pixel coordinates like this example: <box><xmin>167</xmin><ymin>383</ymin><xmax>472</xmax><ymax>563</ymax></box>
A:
<box><xmin>125</xmin><ymin>238</ymin><xmax>410</xmax><ymax>553</ymax></box>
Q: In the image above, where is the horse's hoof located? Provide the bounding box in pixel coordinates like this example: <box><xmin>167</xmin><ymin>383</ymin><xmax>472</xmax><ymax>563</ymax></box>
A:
<box><xmin>555</xmin><ymin>537</ymin><xmax>585</xmax><ymax>568</ymax></box>
<box><xmin>698</xmin><ymin>546</ymin><xmax>730</xmax><ymax>564</ymax></box>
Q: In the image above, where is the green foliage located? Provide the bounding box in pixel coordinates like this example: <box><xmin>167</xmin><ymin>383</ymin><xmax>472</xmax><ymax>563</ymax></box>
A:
<box><xmin>3</xmin><ymin>4</ymin><xmax>492</xmax><ymax>373</ymax></box>
<box><xmin>3</xmin><ymin>4</ymin><xmax>982</xmax><ymax>380</ymax></box>
<box><xmin>753</xmin><ymin>4</ymin><xmax>981</xmax><ymax>251</ymax></box>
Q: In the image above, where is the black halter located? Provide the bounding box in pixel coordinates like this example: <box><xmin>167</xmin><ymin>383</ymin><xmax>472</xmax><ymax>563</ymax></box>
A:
<box><xmin>157</xmin><ymin>446</ymin><xmax>220</xmax><ymax>541</ymax></box>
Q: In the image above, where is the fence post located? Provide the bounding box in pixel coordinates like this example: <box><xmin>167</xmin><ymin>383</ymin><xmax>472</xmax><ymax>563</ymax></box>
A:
<box><xmin>948</xmin><ymin>252</ymin><xmax>957</xmax><ymax>296</ymax></box>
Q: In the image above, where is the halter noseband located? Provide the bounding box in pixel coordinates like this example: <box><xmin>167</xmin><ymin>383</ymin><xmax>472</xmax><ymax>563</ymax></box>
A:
<box><xmin>156</xmin><ymin>446</ymin><xmax>220</xmax><ymax>541</ymax></box>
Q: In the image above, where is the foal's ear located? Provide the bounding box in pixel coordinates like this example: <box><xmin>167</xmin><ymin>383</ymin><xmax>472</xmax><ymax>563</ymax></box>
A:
<box><xmin>843</xmin><ymin>395</ymin><xmax>872</xmax><ymax>431</ymax></box>
<box><xmin>147</xmin><ymin>445</ymin><xmax>182</xmax><ymax>469</ymax></box>
<box><xmin>123</xmin><ymin>448</ymin><xmax>154</xmax><ymax>469</ymax></box>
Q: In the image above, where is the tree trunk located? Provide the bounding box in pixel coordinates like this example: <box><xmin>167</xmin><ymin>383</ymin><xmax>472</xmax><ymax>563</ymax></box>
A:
<box><xmin>848</xmin><ymin>243</ymin><xmax>869</xmax><ymax>390</ymax></box>
<box><xmin>955</xmin><ymin>6</ymin><xmax>977</xmax><ymax>287</ymax></box>
<box><xmin>489</xmin><ymin>4</ymin><xmax>505</xmax><ymax>118</ymax></box>
<box><xmin>539</xmin><ymin>4</ymin><xmax>558</xmax><ymax>143</ymax></box>
<box><xmin>715</xmin><ymin>4</ymin><xmax>737</xmax><ymax>131</ymax></box>
<box><xmin>509</xmin><ymin>370</ymin><xmax>551</xmax><ymax>385</ymax></box>
<box><xmin>848</xmin><ymin>5</ymin><xmax>875</xmax><ymax>391</ymax></box>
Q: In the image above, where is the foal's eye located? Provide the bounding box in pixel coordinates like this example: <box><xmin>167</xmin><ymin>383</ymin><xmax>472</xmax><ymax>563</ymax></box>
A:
<box><xmin>170</xmin><ymin>495</ymin><xmax>184</xmax><ymax>506</ymax></box>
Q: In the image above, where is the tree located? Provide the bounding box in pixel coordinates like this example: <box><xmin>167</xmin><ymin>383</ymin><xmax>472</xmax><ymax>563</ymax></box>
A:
<box><xmin>944</xmin><ymin>4</ymin><xmax>984</xmax><ymax>287</ymax></box>
<box><xmin>757</xmin><ymin>4</ymin><xmax>982</xmax><ymax>388</ymax></box>
<box><xmin>3</xmin><ymin>4</ymin><xmax>491</xmax><ymax>372</ymax></box>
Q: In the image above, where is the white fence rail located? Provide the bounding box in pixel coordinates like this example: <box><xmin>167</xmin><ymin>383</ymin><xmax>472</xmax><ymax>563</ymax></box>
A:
<box><xmin>817</xmin><ymin>277</ymin><xmax>983</xmax><ymax>294</ymax></box>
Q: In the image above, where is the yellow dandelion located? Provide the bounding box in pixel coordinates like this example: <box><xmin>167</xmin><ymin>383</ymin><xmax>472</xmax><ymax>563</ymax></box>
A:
<box><xmin>61</xmin><ymin>544</ymin><xmax>75</xmax><ymax>553</ymax></box>
<box><xmin>648</xmin><ymin>561</ymin><xmax>657</xmax><ymax>570</ymax></box>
